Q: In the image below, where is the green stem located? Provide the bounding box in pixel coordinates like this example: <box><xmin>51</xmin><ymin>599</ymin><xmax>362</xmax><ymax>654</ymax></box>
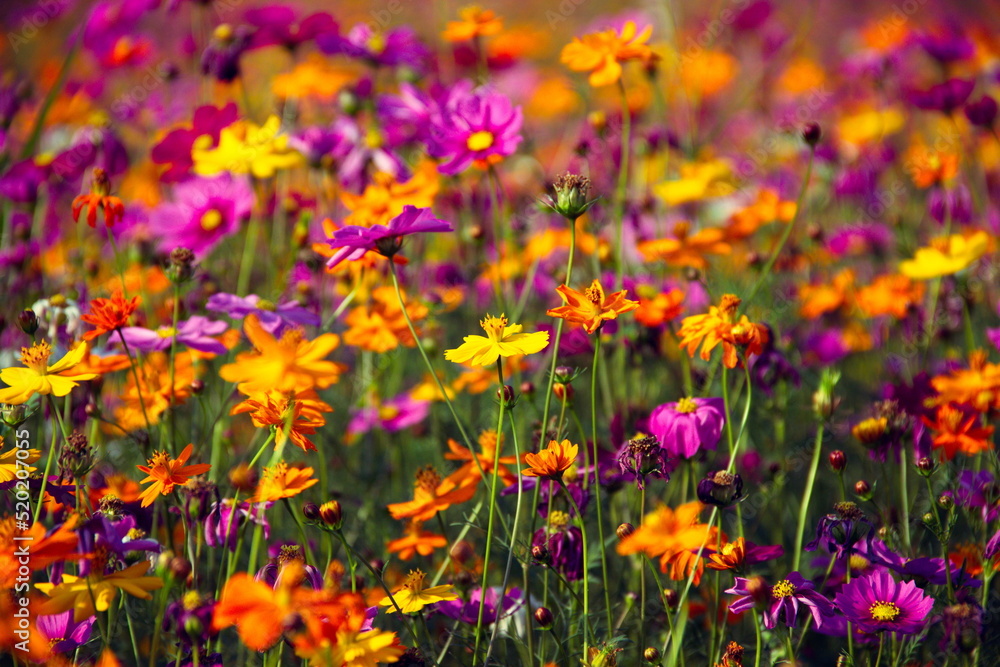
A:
<box><xmin>792</xmin><ymin>423</ymin><xmax>825</xmax><ymax>571</ymax></box>
<box><xmin>590</xmin><ymin>334</ymin><xmax>614</xmax><ymax>633</ymax></box>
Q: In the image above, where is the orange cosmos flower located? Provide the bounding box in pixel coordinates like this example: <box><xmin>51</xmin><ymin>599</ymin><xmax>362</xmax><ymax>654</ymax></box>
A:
<box><xmin>930</xmin><ymin>351</ymin><xmax>1000</xmax><ymax>412</ymax></box>
<box><xmin>343</xmin><ymin>286</ymin><xmax>427</xmax><ymax>353</ymax></box>
<box><xmin>906</xmin><ymin>146</ymin><xmax>959</xmax><ymax>188</ymax></box>
<box><xmin>387</xmin><ymin>521</ymin><xmax>448</xmax><ymax>561</ymax></box>
<box><xmin>81</xmin><ymin>290</ymin><xmax>140</xmax><ymax>341</ymax></box>
<box><xmin>0</xmin><ymin>594</ymin><xmax>50</xmax><ymax>662</ymax></box>
<box><xmin>219</xmin><ymin>314</ymin><xmax>346</xmax><ymax>394</ymax></box>
<box><xmin>443</xmin><ymin>430</ymin><xmax>519</xmax><ymax>488</ymax></box>
<box><xmin>546</xmin><ymin>279</ymin><xmax>639</xmax><ymax>334</ymax></box>
<box><xmin>922</xmin><ymin>403</ymin><xmax>994</xmax><ymax>460</ymax></box>
<box><xmin>637</xmin><ymin>222</ymin><xmax>732</xmax><ymax>269</ymax></box>
<box><xmin>136</xmin><ymin>444</ymin><xmax>211</xmax><ymax>507</ymax></box>
<box><xmin>214</xmin><ymin>562</ymin><xmax>369</xmax><ymax>652</ymax></box>
<box><xmin>798</xmin><ymin>269</ymin><xmax>856</xmax><ymax>320</ymax></box>
<box><xmin>0</xmin><ymin>516</ymin><xmax>82</xmax><ymax>589</ymax></box>
<box><xmin>634</xmin><ymin>287</ymin><xmax>685</xmax><ymax>328</ymax></box>
<box><xmin>522</xmin><ymin>439</ymin><xmax>579</xmax><ymax>480</ymax></box>
<box><xmin>387</xmin><ymin>466</ymin><xmax>477</xmax><ymax>522</ymax></box>
<box><xmin>617</xmin><ymin>501</ymin><xmax>722</xmax><ymax>585</ymax></box>
<box><xmin>856</xmin><ymin>274</ymin><xmax>925</xmax><ymax>319</ymax></box>
<box><xmin>112</xmin><ymin>351</ymin><xmax>197</xmax><ymax>432</ymax></box>
<box><xmin>443</xmin><ymin>5</ymin><xmax>503</xmax><ymax>42</ymax></box>
<box><xmin>72</xmin><ymin>168</ymin><xmax>125</xmax><ymax>228</ymax></box>
<box><xmin>253</xmin><ymin>462</ymin><xmax>319</xmax><ymax>502</ymax></box>
<box><xmin>677</xmin><ymin>294</ymin><xmax>769</xmax><ymax>369</ymax></box>
<box><xmin>561</xmin><ymin>21</ymin><xmax>655</xmax><ymax>87</ymax></box>
<box><xmin>723</xmin><ymin>189</ymin><xmax>796</xmax><ymax>242</ymax></box>
<box><xmin>378</xmin><ymin>569</ymin><xmax>459</xmax><ymax>613</ymax></box>
<box><xmin>232</xmin><ymin>390</ymin><xmax>332</xmax><ymax>452</ymax></box>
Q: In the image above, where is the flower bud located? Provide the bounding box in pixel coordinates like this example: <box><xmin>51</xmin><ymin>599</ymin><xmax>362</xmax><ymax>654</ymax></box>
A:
<box><xmin>302</xmin><ymin>502</ymin><xmax>320</xmax><ymax>521</ymax></box>
<box><xmin>531</xmin><ymin>544</ymin><xmax>550</xmax><ymax>565</ymax></box>
<box><xmin>938</xmin><ymin>494</ymin><xmax>954</xmax><ymax>510</ymax></box>
<box><xmin>828</xmin><ymin>450</ymin><xmax>846</xmax><ymax>472</ymax></box>
<box><xmin>520</xmin><ymin>381</ymin><xmax>535</xmax><ymax>396</ymax></box>
<box><xmin>549</xmin><ymin>173</ymin><xmax>597</xmax><ymax>221</ymax></box>
<box><xmin>319</xmin><ymin>500</ymin><xmax>343</xmax><ymax>529</ymax></box>
<box><xmin>802</xmin><ymin>122</ymin><xmax>822</xmax><ymax>147</ymax></box>
<box><xmin>616</xmin><ymin>523</ymin><xmax>635</xmax><ymax>540</ymax></box>
<box><xmin>17</xmin><ymin>309</ymin><xmax>38</xmax><ymax>336</ymax></box>
<box><xmin>167</xmin><ymin>247</ymin><xmax>196</xmax><ymax>283</ymax></box>
<box><xmin>662</xmin><ymin>588</ymin><xmax>678</xmax><ymax>608</ymax></box>
<box><xmin>497</xmin><ymin>384</ymin><xmax>516</xmax><ymax>408</ymax></box>
<box><xmin>812</xmin><ymin>369</ymin><xmax>841</xmax><ymax>420</ymax></box>
<box><xmin>534</xmin><ymin>606</ymin><xmax>554</xmax><ymax>629</ymax></box>
<box><xmin>189</xmin><ymin>379</ymin><xmax>205</xmax><ymax>395</ymax></box>
<box><xmin>854</xmin><ymin>480</ymin><xmax>871</xmax><ymax>500</ymax></box>
<box><xmin>916</xmin><ymin>457</ymin><xmax>935</xmax><ymax>475</ymax></box>
<box><xmin>229</xmin><ymin>463</ymin><xmax>258</xmax><ymax>493</ymax></box>
<box><xmin>644</xmin><ymin>647</ymin><xmax>661</xmax><ymax>663</ymax></box>
<box><xmin>169</xmin><ymin>556</ymin><xmax>192</xmax><ymax>580</ymax></box>
<box><xmin>553</xmin><ymin>382</ymin><xmax>573</xmax><ymax>402</ymax></box>
<box><xmin>2</xmin><ymin>403</ymin><xmax>28</xmax><ymax>427</ymax></box>
<box><xmin>449</xmin><ymin>540</ymin><xmax>475</xmax><ymax>564</ymax></box>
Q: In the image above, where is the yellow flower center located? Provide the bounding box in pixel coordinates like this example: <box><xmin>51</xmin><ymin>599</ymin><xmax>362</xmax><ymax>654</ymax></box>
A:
<box><xmin>402</xmin><ymin>569</ymin><xmax>426</xmax><ymax>591</ymax></box>
<box><xmin>50</xmin><ymin>294</ymin><xmax>67</xmax><ymax>307</ymax></box>
<box><xmin>200</xmin><ymin>209</ymin><xmax>223</xmax><ymax>232</ymax></box>
<box><xmin>415</xmin><ymin>466</ymin><xmax>441</xmax><ymax>493</ymax></box>
<box><xmin>869</xmin><ymin>601</ymin><xmax>901</xmax><ymax>622</ymax></box>
<box><xmin>256</xmin><ymin>299</ymin><xmax>277</xmax><ymax>311</ymax></box>
<box><xmin>772</xmin><ymin>580</ymin><xmax>795</xmax><ymax>598</ymax></box>
<box><xmin>126</xmin><ymin>528</ymin><xmax>146</xmax><ymax>541</ymax></box>
<box><xmin>367</xmin><ymin>32</ymin><xmax>387</xmax><ymax>55</ymax></box>
<box><xmin>584</xmin><ymin>283</ymin><xmax>604</xmax><ymax>304</ymax></box>
<box><xmin>364</xmin><ymin>129</ymin><xmax>384</xmax><ymax>149</ymax></box>
<box><xmin>466</xmin><ymin>131</ymin><xmax>495</xmax><ymax>152</ymax></box>
<box><xmin>182</xmin><ymin>590</ymin><xmax>203</xmax><ymax>611</ymax></box>
<box><xmin>213</xmin><ymin>24</ymin><xmax>234</xmax><ymax>42</ymax></box>
<box><xmin>549</xmin><ymin>510</ymin><xmax>570</xmax><ymax>527</ymax></box>
<box><xmin>480</xmin><ymin>313</ymin><xmax>509</xmax><ymax>342</ymax></box>
<box><xmin>19</xmin><ymin>341</ymin><xmax>53</xmax><ymax>373</ymax></box>
<box><xmin>852</xmin><ymin>417</ymin><xmax>887</xmax><ymax>444</ymax></box>
<box><xmin>157</xmin><ymin>327</ymin><xmax>178</xmax><ymax>338</ymax></box>
<box><xmin>849</xmin><ymin>554</ymin><xmax>871</xmax><ymax>572</ymax></box>
<box><xmin>675</xmin><ymin>397</ymin><xmax>698</xmax><ymax>414</ymax></box>
<box><xmin>379</xmin><ymin>405</ymin><xmax>401</xmax><ymax>421</ymax></box>
<box><xmin>721</xmin><ymin>542</ymin><xmax>738</xmax><ymax>557</ymax></box>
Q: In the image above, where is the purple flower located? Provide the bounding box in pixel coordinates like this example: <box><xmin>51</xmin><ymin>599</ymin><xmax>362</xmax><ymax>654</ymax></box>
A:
<box><xmin>318</xmin><ymin>24</ymin><xmax>430</xmax><ymax>70</ymax></box>
<box><xmin>727</xmin><ymin>572</ymin><xmax>834</xmax><ymax>629</ymax></box>
<box><xmin>908</xmin><ymin>78</ymin><xmax>975</xmax><ymax>114</ymax></box>
<box><xmin>0</xmin><ymin>158</ymin><xmax>48</xmax><ymax>204</ymax></box>
<box><xmin>325</xmin><ymin>205</ymin><xmax>453</xmax><ymax>269</ymax></box>
<box><xmin>834</xmin><ymin>570</ymin><xmax>934</xmax><ymax>635</ymax></box>
<box><xmin>616</xmin><ymin>435</ymin><xmax>669</xmax><ymax>490</ymax></box>
<box><xmin>532</xmin><ymin>522</ymin><xmax>583</xmax><ymax>582</ymax></box>
<box><xmin>428</xmin><ymin>84</ymin><xmax>523</xmax><ymax>175</ymax></box>
<box><xmin>120</xmin><ymin>316</ymin><xmax>229</xmax><ymax>355</ymax></box>
<box><xmin>205</xmin><ymin>499</ymin><xmax>270</xmax><ymax>552</ymax></box>
<box><xmin>347</xmin><ymin>393</ymin><xmax>431</xmax><ymax>438</ymax></box>
<box><xmin>152</xmin><ymin>173</ymin><xmax>254</xmax><ymax>257</ymax></box>
<box><xmin>929</xmin><ymin>184</ymin><xmax>973</xmax><ymax>226</ymax></box>
<box><xmin>805</xmin><ymin>502</ymin><xmax>875</xmax><ymax>562</ymax></box>
<box><xmin>81</xmin><ymin>514</ymin><xmax>161</xmax><ymax>559</ymax></box>
<box><xmin>163</xmin><ymin>593</ymin><xmax>217</xmax><ymax>647</ymax></box>
<box><xmin>647</xmin><ymin>397</ymin><xmax>725</xmax><ymax>459</ymax></box>
<box><xmin>37</xmin><ymin>611</ymin><xmax>95</xmax><ymax>654</ymax></box>
<box><xmin>255</xmin><ymin>544</ymin><xmax>323</xmax><ymax>589</ymax></box>
<box><xmin>201</xmin><ymin>25</ymin><xmax>253</xmax><ymax>82</ymax></box>
<box><xmin>436</xmin><ymin>587</ymin><xmax>524</xmax><ymax>624</ymax></box>
<box><xmin>326</xmin><ymin>115</ymin><xmax>407</xmax><ymax>189</ymax></box>
<box><xmin>288</xmin><ymin>125</ymin><xmax>342</xmax><ymax>170</ymax></box>
<box><xmin>244</xmin><ymin>6</ymin><xmax>338</xmax><ymax>51</ymax></box>
<box><xmin>965</xmin><ymin>95</ymin><xmax>998</xmax><ymax>129</ymax></box>
<box><xmin>206</xmin><ymin>293</ymin><xmax>319</xmax><ymax>335</ymax></box>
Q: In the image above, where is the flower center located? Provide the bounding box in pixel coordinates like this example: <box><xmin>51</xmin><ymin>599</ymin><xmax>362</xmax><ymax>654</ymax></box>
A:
<box><xmin>19</xmin><ymin>341</ymin><xmax>53</xmax><ymax>373</ymax></box>
<box><xmin>364</xmin><ymin>128</ymin><xmax>384</xmax><ymax>149</ymax></box>
<box><xmin>379</xmin><ymin>405</ymin><xmax>401</xmax><ymax>421</ymax></box>
<box><xmin>200</xmin><ymin>209</ymin><xmax>224</xmax><ymax>232</ymax></box>
<box><xmin>415</xmin><ymin>465</ymin><xmax>441</xmax><ymax>493</ymax></box>
<box><xmin>675</xmin><ymin>397</ymin><xmax>698</xmax><ymax>414</ymax></box>
<box><xmin>182</xmin><ymin>590</ymin><xmax>203</xmax><ymax>611</ymax></box>
<box><xmin>772</xmin><ymin>579</ymin><xmax>795</xmax><ymax>598</ymax></box>
<box><xmin>403</xmin><ymin>569</ymin><xmax>426</xmax><ymax>591</ymax></box>
<box><xmin>849</xmin><ymin>554</ymin><xmax>871</xmax><ymax>572</ymax></box>
<box><xmin>367</xmin><ymin>32</ymin><xmax>387</xmax><ymax>55</ymax></box>
<box><xmin>157</xmin><ymin>327</ymin><xmax>178</xmax><ymax>338</ymax></box>
<box><xmin>549</xmin><ymin>510</ymin><xmax>570</xmax><ymax>528</ymax></box>
<box><xmin>869</xmin><ymin>601</ymin><xmax>901</xmax><ymax>622</ymax></box>
<box><xmin>721</xmin><ymin>542</ymin><xmax>738</xmax><ymax>556</ymax></box>
<box><xmin>480</xmin><ymin>313</ymin><xmax>508</xmax><ymax>342</ymax></box>
<box><xmin>584</xmin><ymin>283</ymin><xmax>604</xmax><ymax>305</ymax></box>
<box><xmin>467</xmin><ymin>131</ymin><xmax>495</xmax><ymax>152</ymax></box>
<box><xmin>256</xmin><ymin>299</ymin><xmax>277</xmax><ymax>312</ymax></box>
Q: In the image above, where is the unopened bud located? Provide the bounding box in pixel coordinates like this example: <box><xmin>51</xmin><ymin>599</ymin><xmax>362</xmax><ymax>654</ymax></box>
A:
<box><xmin>616</xmin><ymin>523</ymin><xmax>635</xmax><ymax>540</ymax></box>
<box><xmin>802</xmin><ymin>122</ymin><xmax>822</xmax><ymax>147</ymax></box>
<box><xmin>828</xmin><ymin>450</ymin><xmax>846</xmax><ymax>472</ymax></box>
<box><xmin>854</xmin><ymin>480</ymin><xmax>871</xmax><ymax>500</ymax></box>
<box><xmin>319</xmin><ymin>500</ymin><xmax>342</xmax><ymax>529</ymax></box>
<box><xmin>644</xmin><ymin>647</ymin><xmax>661</xmax><ymax>663</ymax></box>
<box><xmin>302</xmin><ymin>502</ymin><xmax>320</xmax><ymax>521</ymax></box>
<box><xmin>534</xmin><ymin>606</ymin><xmax>553</xmax><ymax>629</ymax></box>
<box><xmin>17</xmin><ymin>309</ymin><xmax>38</xmax><ymax>336</ymax></box>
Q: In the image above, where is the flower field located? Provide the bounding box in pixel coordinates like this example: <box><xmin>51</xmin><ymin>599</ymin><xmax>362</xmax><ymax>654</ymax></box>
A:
<box><xmin>1</xmin><ymin>1</ymin><xmax>999</xmax><ymax>665</ymax></box>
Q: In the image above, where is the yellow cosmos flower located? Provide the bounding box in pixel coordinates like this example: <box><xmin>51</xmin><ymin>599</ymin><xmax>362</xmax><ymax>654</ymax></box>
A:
<box><xmin>654</xmin><ymin>158</ymin><xmax>735</xmax><ymax>206</ymax></box>
<box><xmin>899</xmin><ymin>231</ymin><xmax>991</xmax><ymax>280</ymax></box>
<box><xmin>379</xmin><ymin>569</ymin><xmax>459</xmax><ymax>613</ymax></box>
<box><xmin>0</xmin><ymin>341</ymin><xmax>97</xmax><ymax>405</ymax></box>
<box><xmin>0</xmin><ymin>438</ymin><xmax>40</xmax><ymax>482</ymax></box>
<box><xmin>836</xmin><ymin>107</ymin><xmax>905</xmax><ymax>147</ymax></box>
<box><xmin>36</xmin><ymin>561</ymin><xmax>163</xmax><ymax>622</ymax></box>
<box><xmin>443</xmin><ymin>314</ymin><xmax>549</xmax><ymax>367</ymax></box>
<box><xmin>192</xmin><ymin>115</ymin><xmax>303</xmax><ymax>179</ymax></box>
<box><xmin>319</xmin><ymin>629</ymin><xmax>405</xmax><ymax>667</ymax></box>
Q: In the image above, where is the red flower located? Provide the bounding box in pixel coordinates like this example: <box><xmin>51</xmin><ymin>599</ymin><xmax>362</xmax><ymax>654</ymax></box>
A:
<box><xmin>71</xmin><ymin>168</ymin><xmax>125</xmax><ymax>228</ymax></box>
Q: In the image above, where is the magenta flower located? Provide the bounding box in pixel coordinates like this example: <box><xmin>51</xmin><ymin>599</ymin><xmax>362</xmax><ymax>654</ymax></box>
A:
<box><xmin>151</xmin><ymin>104</ymin><xmax>239</xmax><ymax>182</ymax></box>
<box><xmin>727</xmin><ymin>572</ymin><xmax>834</xmax><ymax>629</ymax></box>
<box><xmin>205</xmin><ymin>499</ymin><xmax>270</xmax><ymax>552</ymax></box>
<box><xmin>325</xmin><ymin>205</ymin><xmax>453</xmax><ymax>269</ymax></box>
<box><xmin>152</xmin><ymin>173</ymin><xmax>254</xmax><ymax>257</ymax></box>
<box><xmin>244</xmin><ymin>6</ymin><xmax>338</xmax><ymax>51</ymax></box>
<box><xmin>120</xmin><ymin>316</ymin><xmax>228</xmax><ymax>354</ymax></box>
<box><xmin>834</xmin><ymin>570</ymin><xmax>934</xmax><ymax>635</ymax></box>
<box><xmin>206</xmin><ymin>293</ymin><xmax>319</xmax><ymax>335</ymax></box>
<box><xmin>428</xmin><ymin>84</ymin><xmax>523</xmax><ymax>175</ymax></box>
<box><xmin>347</xmin><ymin>393</ymin><xmax>431</xmax><ymax>438</ymax></box>
<box><xmin>318</xmin><ymin>24</ymin><xmax>430</xmax><ymax>70</ymax></box>
<box><xmin>647</xmin><ymin>397</ymin><xmax>725</xmax><ymax>459</ymax></box>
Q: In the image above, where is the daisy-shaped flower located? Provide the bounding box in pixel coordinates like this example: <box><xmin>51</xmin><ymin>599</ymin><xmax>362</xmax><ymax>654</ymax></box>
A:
<box><xmin>444</xmin><ymin>313</ymin><xmax>549</xmax><ymax>367</ymax></box>
<box><xmin>81</xmin><ymin>290</ymin><xmax>140</xmax><ymax>341</ymax></box>
<box><xmin>561</xmin><ymin>20</ymin><xmax>655</xmax><ymax>87</ymax></box>
<box><xmin>522</xmin><ymin>439</ymin><xmax>579</xmax><ymax>480</ymax></box>
<box><xmin>137</xmin><ymin>444</ymin><xmax>212</xmax><ymax>507</ymax></box>
<box><xmin>0</xmin><ymin>341</ymin><xmax>97</xmax><ymax>405</ymax></box>
<box><xmin>546</xmin><ymin>279</ymin><xmax>639</xmax><ymax>334</ymax></box>
<box><xmin>726</xmin><ymin>572</ymin><xmax>834</xmax><ymax>629</ymax></box>
<box><xmin>324</xmin><ymin>205</ymin><xmax>453</xmax><ymax>269</ymax></box>
<box><xmin>378</xmin><ymin>569</ymin><xmax>459</xmax><ymax>614</ymax></box>
<box><xmin>71</xmin><ymin>168</ymin><xmax>125</xmax><ymax>228</ymax></box>
<box><xmin>834</xmin><ymin>570</ymin><xmax>934</xmax><ymax>635</ymax></box>
<box><xmin>36</xmin><ymin>561</ymin><xmax>163</xmax><ymax>622</ymax></box>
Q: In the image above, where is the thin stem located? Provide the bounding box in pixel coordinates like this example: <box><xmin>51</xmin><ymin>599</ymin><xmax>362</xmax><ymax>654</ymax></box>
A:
<box><xmin>589</xmin><ymin>334</ymin><xmax>614</xmax><ymax>633</ymax></box>
<box><xmin>792</xmin><ymin>423</ymin><xmax>825</xmax><ymax>571</ymax></box>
